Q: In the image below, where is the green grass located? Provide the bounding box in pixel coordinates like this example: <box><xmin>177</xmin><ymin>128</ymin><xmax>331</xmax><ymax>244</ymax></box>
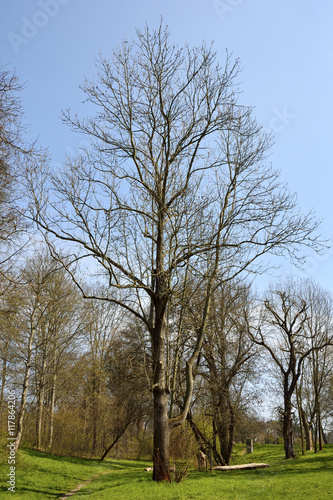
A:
<box><xmin>1</xmin><ymin>444</ymin><xmax>332</xmax><ymax>499</ymax></box>
<box><xmin>0</xmin><ymin>447</ymin><xmax>113</xmax><ymax>499</ymax></box>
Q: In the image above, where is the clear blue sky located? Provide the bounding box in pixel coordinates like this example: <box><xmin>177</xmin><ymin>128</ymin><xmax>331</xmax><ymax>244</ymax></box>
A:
<box><xmin>1</xmin><ymin>0</ymin><xmax>333</xmax><ymax>293</ymax></box>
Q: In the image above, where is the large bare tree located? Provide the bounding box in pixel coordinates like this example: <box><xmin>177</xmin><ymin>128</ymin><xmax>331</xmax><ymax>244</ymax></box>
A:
<box><xmin>28</xmin><ymin>24</ymin><xmax>322</xmax><ymax>480</ymax></box>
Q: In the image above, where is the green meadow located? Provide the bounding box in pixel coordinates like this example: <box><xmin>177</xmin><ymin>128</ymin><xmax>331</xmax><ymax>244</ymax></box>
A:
<box><xmin>1</xmin><ymin>444</ymin><xmax>332</xmax><ymax>499</ymax></box>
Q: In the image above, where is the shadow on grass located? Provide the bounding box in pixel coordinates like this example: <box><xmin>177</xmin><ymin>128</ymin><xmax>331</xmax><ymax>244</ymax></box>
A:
<box><xmin>22</xmin><ymin>448</ymin><xmax>152</xmax><ymax>470</ymax></box>
<box><xmin>22</xmin><ymin>447</ymin><xmax>108</xmax><ymax>466</ymax></box>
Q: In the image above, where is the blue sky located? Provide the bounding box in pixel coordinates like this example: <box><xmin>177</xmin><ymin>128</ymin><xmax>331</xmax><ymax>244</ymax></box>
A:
<box><xmin>1</xmin><ymin>0</ymin><xmax>333</xmax><ymax>293</ymax></box>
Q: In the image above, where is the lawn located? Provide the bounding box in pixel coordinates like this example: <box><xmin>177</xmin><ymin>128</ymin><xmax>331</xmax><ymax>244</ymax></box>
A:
<box><xmin>0</xmin><ymin>444</ymin><xmax>332</xmax><ymax>499</ymax></box>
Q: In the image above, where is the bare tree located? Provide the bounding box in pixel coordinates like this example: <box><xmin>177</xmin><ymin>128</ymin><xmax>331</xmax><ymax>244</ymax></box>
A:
<box><xmin>298</xmin><ymin>280</ymin><xmax>333</xmax><ymax>452</ymax></box>
<box><xmin>200</xmin><ymin>283</ymin><xmax>259</xmax><ymax>465</ymax></box>
<box><xmin>171</xmin><ymin>281</ymin><xmax>260</xmax><ymax>466</ymax></box>
<box><xmin>252</xmin><ymin>278</ymin><xmax>333</xmax><ymax>459</ymax></box>
<box><xmin>0</xmin><ymin>281</ymin><xmax>21</xmax><ymax>414</ymax></box>
<box><xmin>33</xmin><ymin>256</ymin><xmax>84</xmax><ymax>451</ymax></box>
<box><xmin>28</xmin><ymin>23</ymin><xmax>322</xmax><ymax>480</ymax></box>
<box><xmin>101</xmin><ymin>318</ymin><xmax>152</xmax><ymax>460</ymax></box>
<box><xmin>0</xmin><ymin>65</ymin><xmax>43</xmax><ymax>280</ymax></box>
<box><xmin>12</xmin><ymin>250</ymin><xmax>83</xmax><ymax>451</ymax></box>
<box><xmin>80</xmin><ymin>296</ymin><xmax>124</xmax><ymax>456</ymax></box>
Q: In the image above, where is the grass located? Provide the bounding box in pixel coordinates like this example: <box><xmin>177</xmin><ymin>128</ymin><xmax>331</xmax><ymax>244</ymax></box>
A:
<box><xmin>0</xmin><ymin>444</ymin><xmax>332</xmax><ymax>499</ymax></box>
<box><xmin>0</xmin><ymin>447</ymin><xmax>113</xmax><ymax>499</ymax></box>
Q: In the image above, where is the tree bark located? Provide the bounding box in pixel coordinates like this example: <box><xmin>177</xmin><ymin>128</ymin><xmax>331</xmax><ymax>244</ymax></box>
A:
<box><xmin>317</xmin><ymin>405</ymin><xmax>323</xmax><ymax>451</ymax></box>
<box><xmin>296</xmin><ymin>382</ymin><xmax>305</xmax><ymax>455</ymax></box>
<box><xmin>15</xmin><ymin>324</ymin><xmax>35</xmax><ymax>452</ymax></box>
<box><xmin>48</xmin><ymin>370</ymin><xmax>57</xmax><ymax>452</ymax></box>
<box><xmin>283</xmin><ymin>396</ymin><xmax>295</xmax><ymax>459</ymax></box>
<box><xmin>0</xmin><ymin>341</ymin><xmax>8</xmax><ymax>414</ymax></box>
<box><xmin>301</xmin><ymin>408</ymin><xmax>313</xmax><ymax>451</ymax></box>
<box><xmin>187</xmin><ymin>412</ymin><xmax>225</xmax><ymax>466</ymax></box>
<box><xmin>91</xmin><ymin>370</ymin><xmax>100</xmax><ymax>456</ymax></box>
<box><xmin>152</xmin><ymin>310</ymin><xmax>170</xmax><ymax>481</ymax></box>
<box><xmin>36</xmin><ymin>354</ymin><xmax>47</xmax><ymax>450</ymax></box>
<box><xmin>100</xmin><ymin>427</ymin><xmax>128</xmax><ymax>461</ymax></box>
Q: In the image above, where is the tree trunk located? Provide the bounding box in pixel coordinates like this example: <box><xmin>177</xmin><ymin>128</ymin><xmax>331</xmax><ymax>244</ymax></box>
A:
<box><xmin>15</xmin><ymin>326</ymin><xmax>35</xmax><ymax>452</ymax></box>
<box><xmin>283</xmin><ymin>396</ymin><xmax>295</xmax><ymax>459</ymax></box>
<box><xmin>301</xmin><ymin>408</ymin><xmax>313</xmax><ymax>451</ymax></box>
<box><xmin>36</xmin><ymin>354</ymin><xmax>47</xmax><ymax>450</ymax></box>
<box><xmin>321</xmin><ymin>425</ymin><xmax>328</xmax><ymax>445</ymax></box>
<box><xmin>0</xmin><ymin>341</ymin><xmax>8</xmax><ymax>414</ymax></box>
<box><xmin>100</xmin><ymin>426</ymin><xmax>128</xmax><ymax>460</ymax></box>
<box><xmin>91</xmin><ymin>371</ymin><xmax>100</xmax><ymax>456</ymax></box>
<box><xmin>187</xmin><ymin>412</ymin><xmax>224</xmax><ymax>466</ymax></box>
<box><xmin>296</xmin><ymin>383</ymin><xmax>305</xmax><ymax>455</ymax></box>
<box><xmin>317</xmin><ymin>405</ymin><xmax>323</xmax><ymax>451</ymax></box>
<box><xmin>226</xmin><ymin>402</ymin><xmax>235</xmax><ymax>464</ymax></box>
<box><xmin>214</xmin><ymin>392</ymin><xmax>235</xmax><ymax>466</ymax></box>
<box><xmin>153</xmin><ymin>386</ymin><xmax>170</xmax><ymax>481</ymax></box>
<box><xmin>48</xmin><ymin>370</ymin><xmax>57</xmax><ymax>452</ymax></box>
<box><xmin>152</xmin><ymin>300</ymin><xmax>170</xmax><ymax>482</ymax></box>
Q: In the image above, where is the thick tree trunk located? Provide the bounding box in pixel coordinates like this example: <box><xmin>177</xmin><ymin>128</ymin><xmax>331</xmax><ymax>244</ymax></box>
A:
<box><xmin>152</xmin><ymin>309</ymin><xmax>170</xmax><ymax>482</ymax></box>
<box><xmin>283</xmin><ymin>396</ymin><xmax>295</xmax><ymax>459</ymax></box>
<box><xmin>153</xmin><ymin>386</ymin><xmax>170</xmax><ymax>481</ymax></box>
<box><xmin>226</xmin><ymin>402</ymin><xmax>235</xmax><ymax>464</ymax></box>
<box><xmin>214</xmin><ymin>392</ymin><xmax>235</xmax><ymax>466</ymax></box>
<box><xmin>216</xmin><ymin>414</ymin><xmax>228</xmax><ymax>463</ymax></box>
<box><xmin>216</xmin><ymin>420</ymin><xmax>234</xmax><ymax>466</ymax></box>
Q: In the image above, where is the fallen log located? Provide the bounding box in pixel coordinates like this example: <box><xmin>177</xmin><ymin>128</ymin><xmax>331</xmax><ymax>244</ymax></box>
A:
<box><xmin>213</xmin><ymin>463</ymin><xmax>269</xmax><ymax>471</ymax></box>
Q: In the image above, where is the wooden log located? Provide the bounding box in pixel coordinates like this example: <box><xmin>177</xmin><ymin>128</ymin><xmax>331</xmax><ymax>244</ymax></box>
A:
<box><xmin>213</xmin><ymin>463</ymin><xmax>269</xmax><ymax>471</ymax></box>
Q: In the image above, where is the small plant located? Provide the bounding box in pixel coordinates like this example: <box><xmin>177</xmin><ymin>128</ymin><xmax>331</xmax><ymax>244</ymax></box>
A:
<box><xmin>172</xmin><ymin>460</ymin><xmax>190</xmax><ymax>483</ymax></box>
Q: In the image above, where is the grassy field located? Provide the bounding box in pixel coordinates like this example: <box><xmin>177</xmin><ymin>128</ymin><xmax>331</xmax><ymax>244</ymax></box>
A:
<box><xmin>0</xmin><ymin>444</ymin><xmax>332</xmax><ymax>499</ymax></box>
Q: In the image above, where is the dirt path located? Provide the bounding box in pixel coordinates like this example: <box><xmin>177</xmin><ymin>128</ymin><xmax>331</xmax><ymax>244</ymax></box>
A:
<box><xmin>59</xmin><ymin>471</ymin><xmax>111</xmax><ymax>499</ymax></box>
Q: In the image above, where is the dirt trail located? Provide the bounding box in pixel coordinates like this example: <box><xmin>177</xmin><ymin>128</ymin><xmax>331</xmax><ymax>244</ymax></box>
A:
<box><xmin>59</xmin><ymin>471</ymin><xmax>111</xmax><ymax>499</ymax></box>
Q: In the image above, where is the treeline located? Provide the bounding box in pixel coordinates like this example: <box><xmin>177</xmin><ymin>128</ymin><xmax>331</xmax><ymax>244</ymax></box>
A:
<box><xmin>1</xmin><ymin>248</ymin><xmax>332</xmax><ymax>462</ymax></box>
